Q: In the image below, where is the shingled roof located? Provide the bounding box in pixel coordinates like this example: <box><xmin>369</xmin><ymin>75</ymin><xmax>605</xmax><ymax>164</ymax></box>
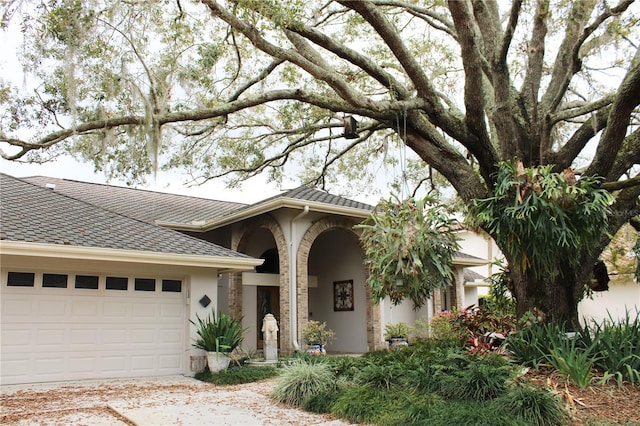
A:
<box><xmin>0</xmin><ymin>174</ymin><xmax>252</xmax><ymax>259</ymax></box>
<box><xmin>272</xmin><ymin>185</ymin><xmax>373</xmax><ymax>210</ymax></box>
<box><xmin>22</xmin><ymin>176</ymin><xmax>245</xmax><ymax>225</ymax></box>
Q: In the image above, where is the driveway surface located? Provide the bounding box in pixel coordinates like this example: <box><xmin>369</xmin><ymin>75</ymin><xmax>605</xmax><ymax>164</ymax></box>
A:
<box><xmin>0</xmin><ymin>376</ymin><xmax>355</xmax><ymax>425</ymax></box>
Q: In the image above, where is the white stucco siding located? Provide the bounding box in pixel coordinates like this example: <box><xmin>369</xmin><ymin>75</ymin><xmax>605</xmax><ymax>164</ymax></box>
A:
<box><xmin>308</xmin><ymin>229</ymin><xmax>367</xmax><ymax>353</ymax></box>
<box><xmin>578</xmin><ymin>276</ymin><xmax>640</xmax><ymax>324</ymax></box>
<box><xmin>456</xmin><ymin>230</ymin><xmax>502</xmax><ymax>279</ymax></box>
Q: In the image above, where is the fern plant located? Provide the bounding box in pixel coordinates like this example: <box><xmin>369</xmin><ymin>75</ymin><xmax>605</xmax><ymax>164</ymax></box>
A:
<box><xmin>356</xmin><ymin>195</ymin><xmax>460</xmax><ymax>308</ymax></box>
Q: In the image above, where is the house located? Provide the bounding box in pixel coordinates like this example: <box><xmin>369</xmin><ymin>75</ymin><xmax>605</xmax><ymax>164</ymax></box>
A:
<box><xmin>0</xmin><ymin>174</ymin><xmax>262</xmax><ymax>385</ymax></box>
<box><xmin>1</xmin><ymin>173</ymin><xmax>487</xmax><ymax>385</ymax></box>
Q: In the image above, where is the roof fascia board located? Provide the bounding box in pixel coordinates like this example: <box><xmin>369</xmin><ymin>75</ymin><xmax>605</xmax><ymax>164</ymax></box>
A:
<box><xmin>452</xmin><ymin>257</ymin><xmax>488</xmax><ymax>266</ymax></box>
<box><xmin>0</xmin><ymin>241</ymin><xmax>262</xmax><ymax>271</ymax></box>
<box><xmin>156</xmin><ymin>198</ymin><xmax>373</xmax><ymax>231</ymax></box>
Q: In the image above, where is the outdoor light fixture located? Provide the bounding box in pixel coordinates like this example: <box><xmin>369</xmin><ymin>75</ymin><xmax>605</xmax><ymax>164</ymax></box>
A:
<box><xmin>199</xmin><ymin>295</ymin><xmax>211</xmax><ymax>307</ymax></box>
<box><xmin>343</xmin><ymin>116</ymin><xmax>359</xmax><ymax>139</ymax></box>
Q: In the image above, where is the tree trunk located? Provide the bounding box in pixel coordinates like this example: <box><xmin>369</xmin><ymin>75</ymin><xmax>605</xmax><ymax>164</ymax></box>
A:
<box><xmin>509</xmin><ymin>263</ymin><xmax>581</xmax><ymax>330</ymax></box>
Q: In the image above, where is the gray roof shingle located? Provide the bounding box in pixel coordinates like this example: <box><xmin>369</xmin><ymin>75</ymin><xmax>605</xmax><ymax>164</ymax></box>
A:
<box><xmin>0</xmin><ymin>174</ymin><xmax>251</xmax><ymax>258</ymax></box>
<box><xmin>22</xmin><ymin>176</ymin><xmax>246</xmax><ymax>225</ymax></box>
<box><xmin>279</xmin><ymin>185</ymin><xmax>374</xmax><ymax>210</ymax></box>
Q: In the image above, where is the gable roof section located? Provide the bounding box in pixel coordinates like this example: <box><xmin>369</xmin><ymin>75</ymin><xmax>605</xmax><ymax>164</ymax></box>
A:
<box><xmin>0</xmin><ymin>174</ymin><xmax>259</xmax><ymax>270</ymax></box>
<box><xmin>22</xmin><ymin>176</ymin><xmax>245</xmax><ymax>226</ymax></box>
<box><xmin>160</xmin><ymin>185</ymin><xmax>376</xmax><ymax>231</ymax></box>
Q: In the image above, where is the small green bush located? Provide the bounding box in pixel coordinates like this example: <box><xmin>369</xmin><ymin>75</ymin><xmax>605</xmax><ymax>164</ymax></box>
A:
<box><xmin>195</xmin><ymin>365</ymin><xmax>278</xmax><ymax>385</ymax></box>
<box><xmin>355</xmin><ymin>361</ymin><xmax>405</xmax><ymax>390</ymax></box>
<box><xmin>330</xmin><ymin>386</ymin><xmax>415</xmax><ymax>425</ymax></box>
<box><xmin>427</xmin><ymin>400</ymin><xmax>527</xmax><ymax>426</ymax></box>
<box><xmin>436</xmin><ymin>352</ymin><xmax>513</xmax><ymax>400</ymax></box>
<box><xmin>270</xmin><ymin>360</ymin><xmax>336</xmax><ymax>407</ymax></box>
<box><xmin>302</xmin><ymin>387</ymin><xmax>343</xmax><ymax>414</ymax></box>
<box><xmin>581</xmin><ymin>310</ymin><xmax>640</xmax><ymax>386</ymax></box>
<box><xmin>494</xmin><ymin>383</ymin><xmax>568</xmax><ymax>426</ymax></box>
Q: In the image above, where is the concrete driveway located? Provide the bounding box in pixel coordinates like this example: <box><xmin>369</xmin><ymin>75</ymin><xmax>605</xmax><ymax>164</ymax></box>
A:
<box><xmin>0</xmin><ymin>376</ymin><xmax>355</xmax><ymax>425</ymax></box>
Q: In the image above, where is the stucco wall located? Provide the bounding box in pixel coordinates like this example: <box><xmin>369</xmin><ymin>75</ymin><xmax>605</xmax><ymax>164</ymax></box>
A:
<box><xmin>578</xmin><ymin>276</ymin><xmax>640</xmax><ymax>324</ymax></box>
<box><xmin>308</xmin><ymin>229</ymin><xmax>368</xmax><ymax>353</ymax></box>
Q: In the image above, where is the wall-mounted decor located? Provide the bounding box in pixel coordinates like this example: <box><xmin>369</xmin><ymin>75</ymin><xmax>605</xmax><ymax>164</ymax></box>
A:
<box><xmin>333</xmin><ymin>280</ymin><xmax>354</xmax><ymax>311</ymax></box>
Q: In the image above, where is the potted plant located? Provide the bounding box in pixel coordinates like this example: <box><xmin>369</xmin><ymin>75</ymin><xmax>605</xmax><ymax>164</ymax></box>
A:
<box><xmin>191</xmin><ymin>309</ymin><xmax>246</xmax><ymax>372</ymax></box>
<box><xmin>384</xmin><ymin>322</ymin><xmax>412</xmax><ymax>351</ymax></box>
<box><xmin>301</xmin><ymin>320</ymin><xmax>335</xmax><ymax>355</ymax></box>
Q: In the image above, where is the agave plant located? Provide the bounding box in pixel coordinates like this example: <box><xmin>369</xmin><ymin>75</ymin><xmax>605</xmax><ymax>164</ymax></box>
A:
<box><xmin>191</xmin><ymin>309</ymin><xmax>246</xmax><ymax>354</ymax></box>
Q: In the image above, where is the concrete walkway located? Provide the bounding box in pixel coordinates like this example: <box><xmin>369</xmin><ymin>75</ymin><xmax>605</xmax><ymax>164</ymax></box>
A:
<box><xmin>0</xmin><ymin>376</ymin><xmax>356</xmax><ymax>425</ymax></box>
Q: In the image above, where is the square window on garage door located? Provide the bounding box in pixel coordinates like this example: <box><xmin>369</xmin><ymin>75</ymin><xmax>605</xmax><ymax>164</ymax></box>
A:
<box><xmin>43</xmin><ymin>273</ymin><xmax>68</xmax><ymax>288</ymax></box>
<box><xmin>135</xmin><ymin>278</ymin><xmax>156</xmax><ymax>291</ymax></box>
<box><xmin>162</xmin><ymin>279</ymin><xmax>182</xmax><ymax>292</ymax></box>
<box><xmin>7</xmin><ymin>272</ymin><xmax>35</xmax><ymax>287</ymax></box>
<box><xmin>106</xmin><ymin>276</ymin><xmax>128</xmax><ymax>290</ymax></box>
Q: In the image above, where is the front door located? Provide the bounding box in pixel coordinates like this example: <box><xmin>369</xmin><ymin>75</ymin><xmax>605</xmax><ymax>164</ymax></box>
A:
<box><xmin>257</xmin><ymin>286</ymin><xmax>280</xmax><ymax>349</ymax></box>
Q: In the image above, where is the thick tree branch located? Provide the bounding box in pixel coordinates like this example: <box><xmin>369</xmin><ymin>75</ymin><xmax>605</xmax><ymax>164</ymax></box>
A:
<box><xmin>587</xmin><ymin>48</ymin><xmax>640</xmax><ymax>178</ymax></box>
<box><xmin>550</xmin><ymin>106</ymin><xmax>610</xmax><ymax>170</ymax></box>
<box><xmin>602</xmin><ymin>175</ymin><xmax>640</xmax><ymax>192</ymax></box>
<box><xmin>549</xmin><ymin>94</ymin><xmax>616</xmax><ymax>125</ymax></box>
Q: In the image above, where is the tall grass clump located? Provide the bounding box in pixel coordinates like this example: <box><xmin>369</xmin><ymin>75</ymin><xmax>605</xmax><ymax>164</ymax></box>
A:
<box><xmin>270</xmin><ymin>360</ymin><xmax>336</xmax><ymax>407</ymax></box>
<box><xmin>435</xmin><ymin>352</ymin><xmax>513</xmax><ymax>400</ymax></box>
<box><xmin>494</xmin><ymin>383</ymin><xmax>568</xmax><ymax>426</ymax></box>
<box><xmin>581</xmin><ymin>310</ymin><xmax>640</xmax><ymax>386</ymax></box>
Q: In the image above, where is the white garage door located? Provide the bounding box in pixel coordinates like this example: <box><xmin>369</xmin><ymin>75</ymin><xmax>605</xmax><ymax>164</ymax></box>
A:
<box><xmin>1</xmin><ymin>274</ymin><xmax>186</xmax><ymax>385</ymax></box>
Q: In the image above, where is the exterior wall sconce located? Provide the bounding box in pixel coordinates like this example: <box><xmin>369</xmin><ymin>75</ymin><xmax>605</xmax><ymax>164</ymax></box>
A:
<box><xmin>343</xmin><ymin>116</ymin><xmax>359</xmax><ymax>139</ymax></box>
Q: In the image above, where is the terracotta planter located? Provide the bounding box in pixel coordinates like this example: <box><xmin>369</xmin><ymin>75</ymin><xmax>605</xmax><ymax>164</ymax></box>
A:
<box><xmin>206</xmin><ymin>352</ymin><xmax>231</xmax><ymax>372</ymax></box>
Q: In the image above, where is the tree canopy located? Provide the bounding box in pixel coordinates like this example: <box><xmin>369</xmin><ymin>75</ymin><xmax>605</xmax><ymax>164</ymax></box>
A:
<box><xmin>2</xmin><ymin>0</ymin><xmax>639</xmax><ymax>323</ymax></box>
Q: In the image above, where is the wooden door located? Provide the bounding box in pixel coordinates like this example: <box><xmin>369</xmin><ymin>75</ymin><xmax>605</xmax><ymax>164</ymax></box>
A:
<box><xmin>257</xmin><ymin>286</ymin><xmax>280</xmax><ymax>349</ymax></box>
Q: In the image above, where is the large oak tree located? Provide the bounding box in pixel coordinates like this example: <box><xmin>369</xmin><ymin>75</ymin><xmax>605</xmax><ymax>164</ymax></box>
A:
<box><xmin>2</xmin><ymin>0</ymin><xmax>639</xmax><ymax>325</ymax></box>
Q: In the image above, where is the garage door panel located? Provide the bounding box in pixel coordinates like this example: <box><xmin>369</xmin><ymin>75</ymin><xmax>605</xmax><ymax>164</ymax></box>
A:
<box><xmin>1</xmin><ymin>286</ymin><xmax>186</xmax><ymax>385</ymax></box>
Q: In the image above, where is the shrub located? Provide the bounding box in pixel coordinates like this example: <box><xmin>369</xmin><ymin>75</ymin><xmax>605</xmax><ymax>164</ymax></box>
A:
<box><xmin>302</xmin><ymin>387</ymin><xmax>343</xmax><ymax>414</ymax></box>
<box><xmin>195</xmin><ymin>365</ymin><xmax>278</xmax><ymax>385</ymax></box>
<box><xmin>436</xmin><ymin>352</ymin><xmax>513</xmax><ymax>400</ymax></box>
<box><xmin>270</xmin><ymin>360</ymin><xmax>335</xmax><ymax>407</ymax></box>
<box><xmin>301</xmin><ymin>320</ymin><xmax>335</xmax><ymax>346</ymax></box>
<box><xmin>355</xmin><ymin>361</ymin><xmax>405</xmax><ymax>390</ymax></box>
<box><xmin>383</xmin><ymin>322</ymin><xmax>413</xmax><ymax>340</ymax></box>
<box><xmin>430</xmin><ymin>309</ymin><xmax>467</xmax><ymax>345</ymax></box>
<box><xmin>330</xmin><ymin>386</ymin><xmax>414</xmax><ymax>425</ymax></box>
<box><xmin>428</xmin><ymin>400</ymin><xmax>527</xmax><ymax>426</ymax></box>
<box><xmin>494</xmin><ymin>383</ymin><xmax>568</xmax><ymax>426</ymax></box>
<box><xmin>581</xmin><ymin>310</ymin><xmax>640</xmax><ymax>386</ymax></box>
<box><xmin>190</xmin><ymin>309</ymin><xmax>246</xmax><ymax>353</ymax></box>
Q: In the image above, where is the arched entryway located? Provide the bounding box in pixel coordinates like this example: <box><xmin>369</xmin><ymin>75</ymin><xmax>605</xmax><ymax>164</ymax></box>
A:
<box><xmin>230</xmin><ymin>215</ymin><xmax>290</xmax><ymax>352</ymax></box>
<box><xmin>296</xmin><ymin>217</ymin><xmax>382</xmax><ymax>353</ymax></box>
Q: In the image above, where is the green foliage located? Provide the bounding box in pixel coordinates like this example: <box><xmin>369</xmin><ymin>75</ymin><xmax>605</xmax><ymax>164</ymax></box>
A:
<box><xmin>471</xmin><ymin>160</ymin><xmax>613</xmax><ymax>280</ymax></box>
<box><xmin>356</xmin><ymin>195</ymin><xmax>460</xmax><ymax>308</ymax></box>
<box><xmin>433</xmin><ymin>352</ymin><xmax>513</xmax><ymax>400</ymax></box>
<box><xmin>428</xmin><ymin>310</ymin><xmax>467</xmax><ymax>346</ymax></box>
<box><xmin>383</xmin><ymin>322</ymin><xmax>413</xmax><ymax>340</ymax></box>
<box><xmin>330</xmin><ymin>386</ymin><xmax>419</xmax><ymax>425</ymax></box>
<box><xmin>301</xmin><ymin>320</ymin><xmax>335</xmax><ymax>345</ymax></box>
<box><xmin>426</xmin><ymin>400</ymin><xmax>526</xmax><ymax>426</ymax></box>
<box><xmin>190</xmin><ymin>309</ymin><xmax>246</xmax><ymax>353</ymax></box>
<box><xmin>493</xmin><ymin>383</ymin><xmax>568</xmax><ymax>426</ymax></box>
<box><xmin>581</xmin><ymin>310</ymin><xmax>640</xmax><ymax>386</ymax></box>
<box><xmin>484</xmin><ymin>263</ymin><xmax>516</xmax><ymax>315</ymax></box>
<box><xmin>194</xmin><ymin>365</ymin><xmax>278</xmax><ymax>385</ymax></box>
<box><xmin>355</xmin><ymin>361</ymin><xmax>405</xmax><ymax>390</ymax></box>
<box><xmin>270</xmin><ymin>360</ymin><xmax>336</xmax><ymax>407</ymax></box>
